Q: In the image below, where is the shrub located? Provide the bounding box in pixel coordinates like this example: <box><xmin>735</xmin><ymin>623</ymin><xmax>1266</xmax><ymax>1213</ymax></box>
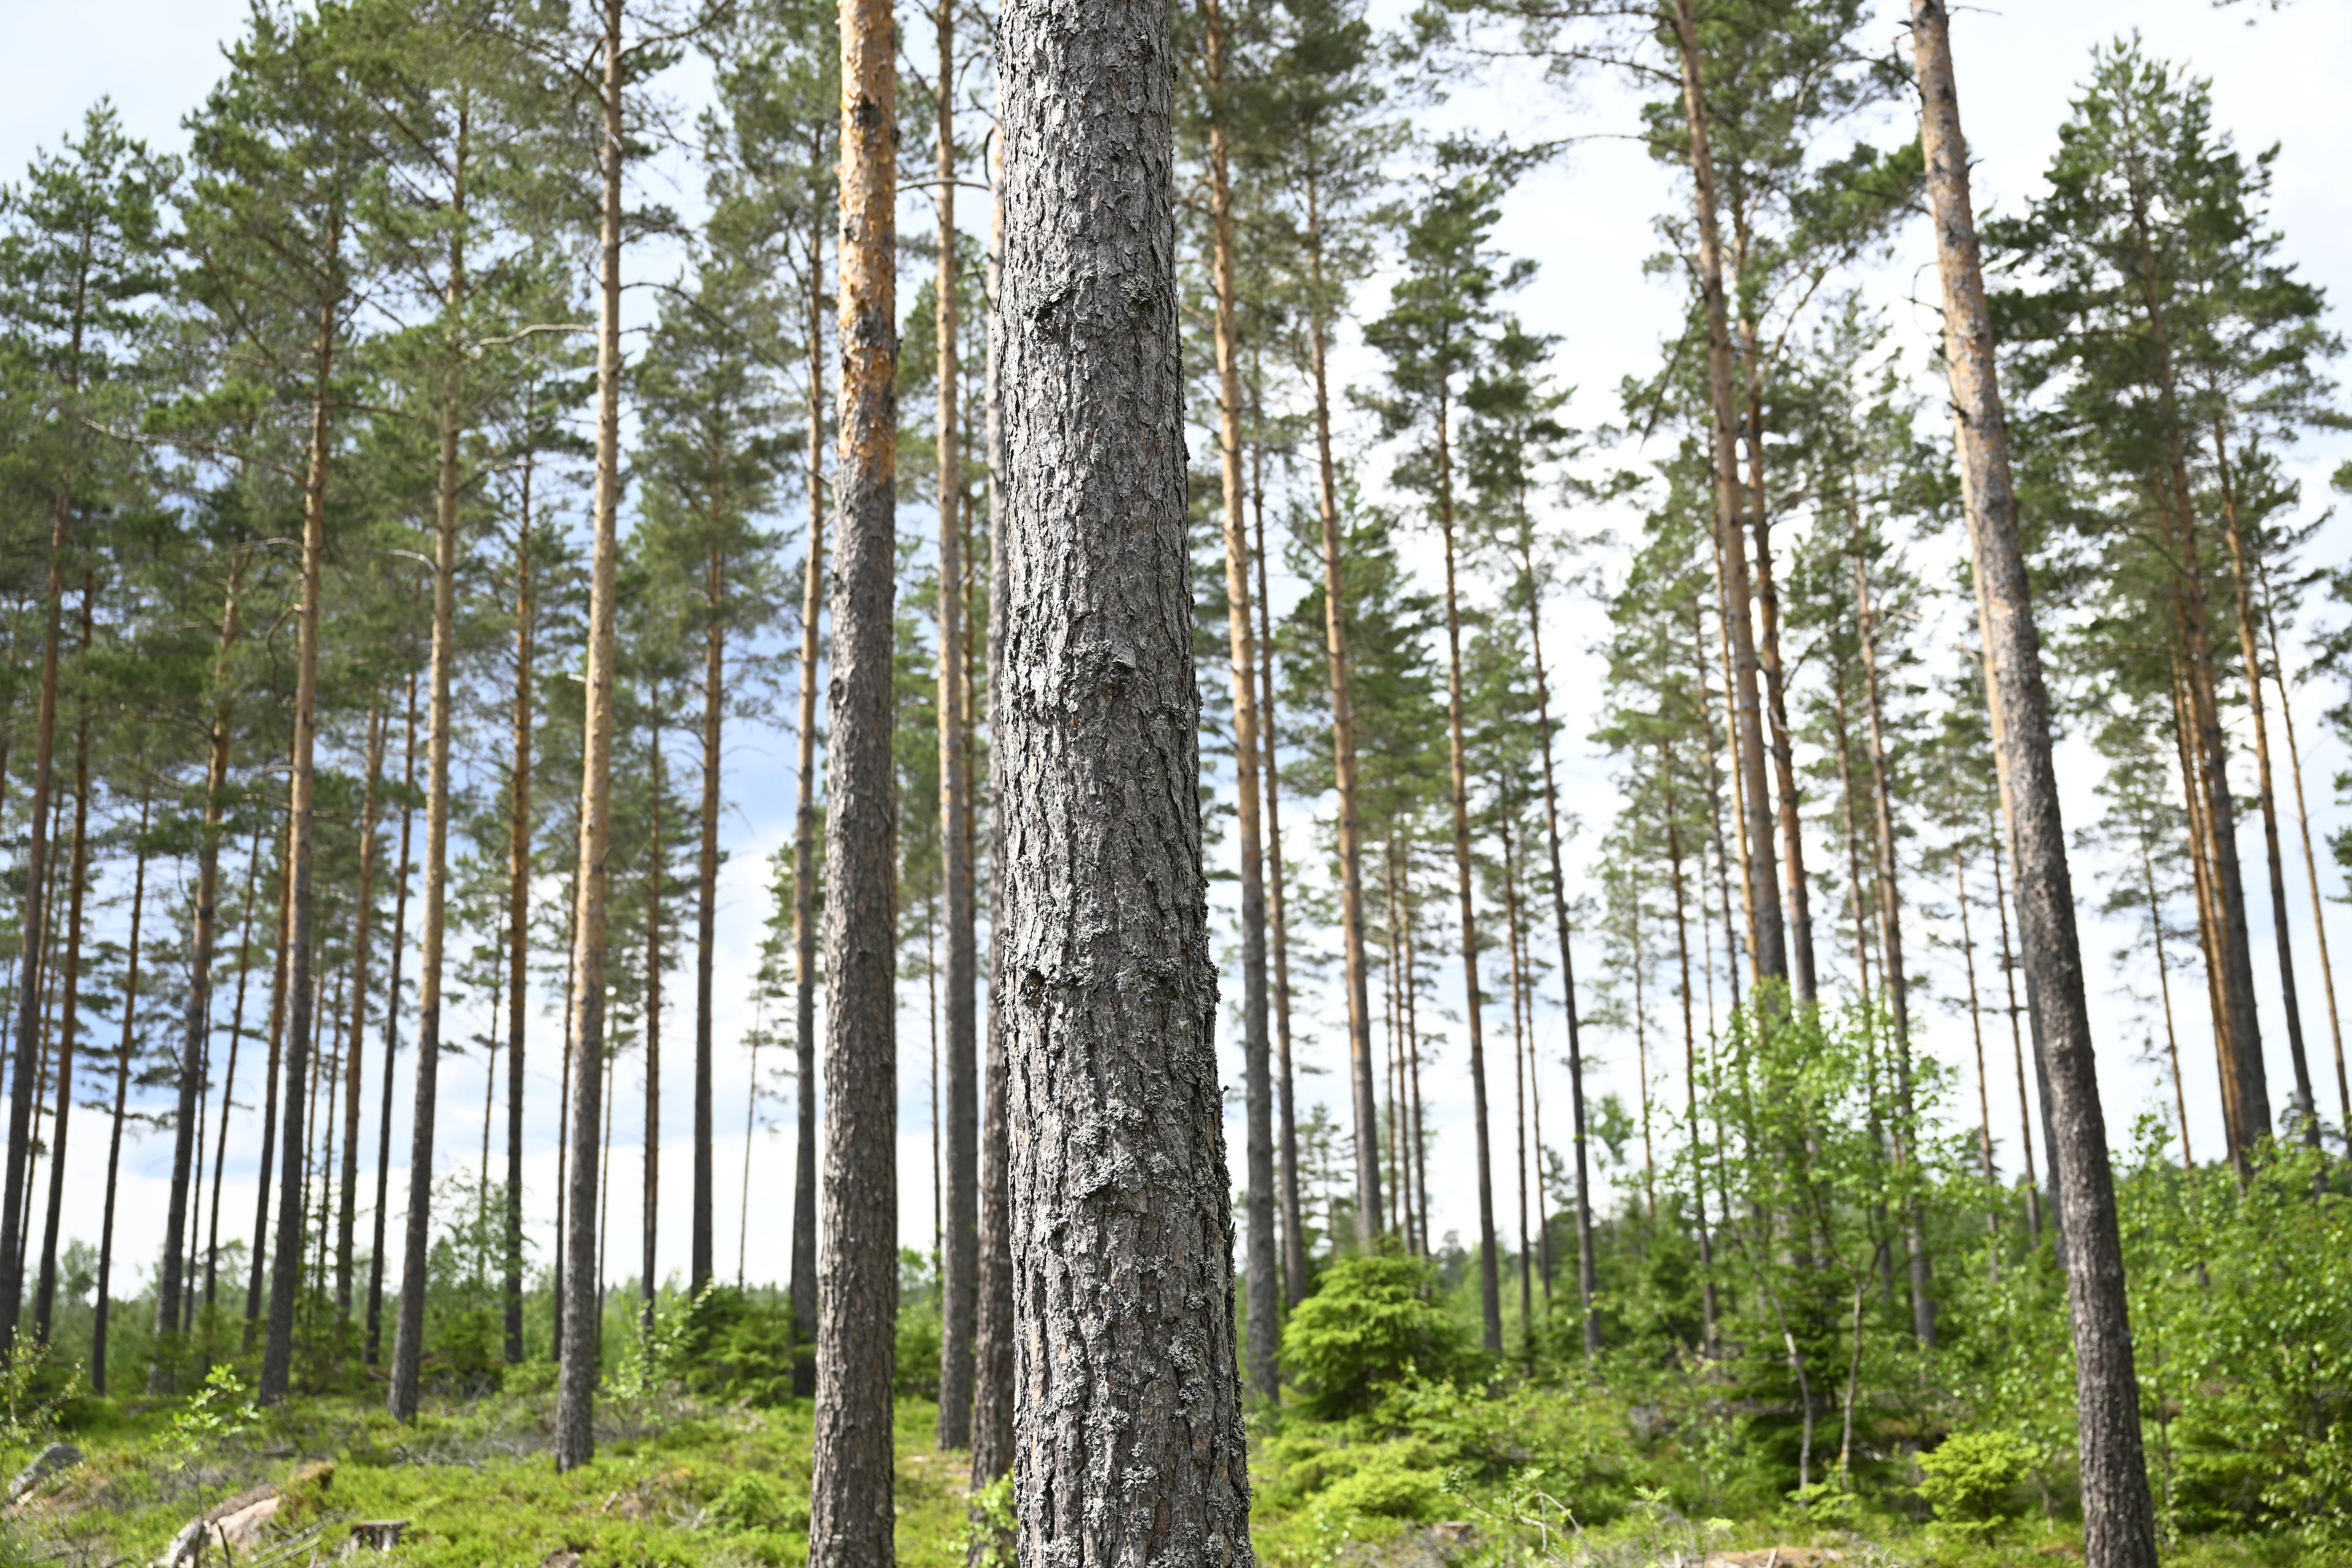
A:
<box><xmin>1917</xmin><ymin>1430</ymin><xmax>2034</xmax><ymax>1533</ymax></box>
<box><xmin>685</xmin><ymin>1288</ymin><xmax>799</xmax><ymax>1407</ymax></box>
<box><xmin>1282</xmin><ymin>1254</ymin><xmax>1471</xmax><ymax>1418</ymax></box>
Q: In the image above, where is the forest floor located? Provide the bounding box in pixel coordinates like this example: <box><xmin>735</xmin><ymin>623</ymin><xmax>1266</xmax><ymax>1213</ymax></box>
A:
<box><xmin>0</xmin><ymin>1384</ymin><xmax>2300</xmax><ymax>1568</ymax></box>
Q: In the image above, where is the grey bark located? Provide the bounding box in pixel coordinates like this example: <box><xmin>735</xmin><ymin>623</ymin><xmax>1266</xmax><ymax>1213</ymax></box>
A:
<box><xmin>1912</xmin><ymin>8</ymin><xmax>2157</xmax><ymax>1562</ymax></box>
<box><xmin>997</xmin><ymin>7</ymin><xmax>1255</xmax><ymax>1568</ymax></box>
<box><xmin>809</xmin><ymin>0</ymin><xmax>900</xmax><ymax>1558</ymax></box>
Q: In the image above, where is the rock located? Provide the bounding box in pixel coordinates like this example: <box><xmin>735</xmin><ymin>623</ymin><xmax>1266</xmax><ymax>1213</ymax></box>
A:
<box><xmin>540</xmin><ymin>1550</ymin><xmax>583</xmax><ymax>1567</ymax></box>
<box><xmin>6</xmin><ymin>1441</ymin><xmax>80</xmax><ymax>1506</ymax></box>
<box><xmin>1429</xmin><ymin>1521</ymin><xmax>1476</xmax><ymax>1545</ymax></box>
<box><xmin>1700</xmin><ymin>1550</ymin><xmax>1845</xmax><ymax>1567</ymax></box>
<box><xmin>342</xmin><ymin>1520</ymin><xmax>410</xmax><ymax>1555</ymax></box>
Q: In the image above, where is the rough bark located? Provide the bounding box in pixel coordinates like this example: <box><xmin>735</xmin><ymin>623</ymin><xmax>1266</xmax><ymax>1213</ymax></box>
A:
<box><xmin>934</xmin><ymin>0</ymin><xmax>978</xmax><ymax>1448</ymax></box>
<box><xmin>368</xmin><ymin>670</ymin><xmax>418</xmax><ymax>1365</ymax></box>
<box><xmin>555</xmin><ymin>0</ymin><xmax>627</xmax><ymax>1469</ymax></box>
<box><xmin>809</xmin><ymin>0</ymin><xmax>900</xmax><ymax>1558</ymax></box>
<box><xmin>1670</xmin><ymin>0</ymin><xmax>1785</xmax><ymax>986</ymax></box>
<box><xmin>1912</xmin><ymin>9</ymin><xmax>2158</xmax><ymax>1561</ymax></box>
<box><xmin>997</xmin><ymin>6</ymin><xmax>1255</xmax><ymax>1562</ymax></box>
<box><xmin>260</xmin><ymin>259</ymin><xmax>342</xmax><ymax>1405</ymax></box>
<box><xmin>1304</xmin><ymin>170</ymin><xmax>1372</xmax><ymax>1296</ymax></box>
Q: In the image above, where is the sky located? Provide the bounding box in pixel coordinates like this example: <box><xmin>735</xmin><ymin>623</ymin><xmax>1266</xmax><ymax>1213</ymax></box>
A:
<box><xmin>2</xmin><ymin>0</ymin><xmax>2350</xmax><ymax>1314</ymax></box>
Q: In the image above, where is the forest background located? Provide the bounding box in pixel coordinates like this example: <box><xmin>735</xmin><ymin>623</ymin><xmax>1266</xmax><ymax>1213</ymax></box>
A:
<box><xmin>1</xmin><ymin>0</ymin><xmax>2349</xmax><ymax>1326</ymax></box>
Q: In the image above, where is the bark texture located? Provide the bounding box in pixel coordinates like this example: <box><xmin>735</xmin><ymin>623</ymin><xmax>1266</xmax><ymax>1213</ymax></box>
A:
<box><xmin>997</xmin><ymin>6</ymin><xmax>1255</xmax><ymax>1567</ymax></box>
<box><xmin>1912</xmin><ymin>9</ymin><xmax>2157</xmax><ymax>1563</ymax></box>
<box><xmin>810</xmin><ymin>0</ymin><xmax>900</xmax><ymax>1559</ymax></box>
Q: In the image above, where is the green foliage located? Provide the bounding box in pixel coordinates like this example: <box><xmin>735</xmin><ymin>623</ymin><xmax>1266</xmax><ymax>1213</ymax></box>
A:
<box><xmin>1281</xmin><ymin>1254</ymin><xmax>1473</xmax><ymax>1417</ymax></box>
<box><xmin>1917</xmin><ymin>1430</ymin><xmax>2034</xmax><ymax>1534</ymax></box>
<box><xmin>952</xmin><ymin>1472</ymin><xmax>1016</xmax><ymax>1568</ymax></box>
<box><xmin>683</xmin><ymin>1287</ymin><xmax>799</xmax><ymax>1408</ymax></box>
<box><xmin>0</xmin><ymin>1331</ymin><xmax>81</xmax><ymax>1444</ymax></box>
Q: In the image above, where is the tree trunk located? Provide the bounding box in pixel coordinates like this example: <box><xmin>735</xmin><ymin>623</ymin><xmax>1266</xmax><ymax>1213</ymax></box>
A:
<box><xmin>156</xmin><ymin>568</ymin><xmax>244</xmax><ymax>1377</ymax></box>
<box><xmin>810</xmin><ymin>0</ymin><xmax>900</xmax><ymax>1556</ymax></box>
<box><xmin>970</xmin><ymin>153</ymin><xmax>1016</xmax><ymax>1491</ymax></box>
<box><xmin>1951</xmin><ymin>846</ymin><xmax>2008</xmax><ymax>1269</ymax></box>
<box><xmin>1670</xmin><ymin>0</ymin><xmax>1785</xmax><ymax>986</ymax></box>
<box><xmin>2170</xmin><ymin>655</ymin><xmax>2244</xmax><ymax>1160</ymax></box>
<box><xmin>556</xmin><ymin>2</ymin><xmax>626</xmax><ymax>1468</ymax></box>
<box><xmin>1250</xmin><ymin>436</ymin><xmax>1300</xmax><ymax>1325</ymax></box>
<box><xmin>0</xmin><ymin>494</ymin><xmax>69</xmax><ymax>1365</ymax></box>
<box><xmin>1986</xmin><ymin>793</ymin><xmax>2043</xmax><ymax>1238</ymax></box>
<box><xmin>1525</xmin><ymin>540</ymin><xmax>1598</xmax><ymax>1359</ymax></box>
<box><xmin>1659</xmin><ymin>744</ymin><xmax>1718</xmax><ymax>1354</ymax></box>
<box><xmin>789</xmin><ymin>132</ymin><xmax>829</xmax><ymax>1404</ymax></box>
<box><xmin>260</xmin><ymin>244</ymin><xmax>344</xmax><ymax>1404</ymax></box>
<box><xmin>337</xmin><ymin>701</ymin><xmax>385</xmax><ymax>1329</ymax></box>
<box><xmin>2132</xmin><ymin>828</ymin><xmax>2193</xmax><ymax>1169</ymax></box>
<box><xmin>93</xmin><ymin>797</ymin><xmax>151</xmax><ymax>1392</ymax></box>
<box><xmin>1303</xmin><ymin>168</ymin><xmax>1373</xmax><ymax>1296</ymax></box>
<box><xmin>692</xmin><ymin>544</ymin><xmax>720</xmax><ymax>1296</ymax></box>
<box><xmin>1502</xmin><ymin>819</ymin><xmax>1537</xmax><ymax>1356</ymax></box>
<box><xmin>2256</xmin><ymin>562</ymin><xmax>2350</xmax><ymax>1146</ymax></box>
<box><xmin>2213</xmin><ymin>431</ymin><xmax>2318</xmax><ymax>1144</ymax></box>
<box><xmin>34</xmin><ymin>590</ymin><xmax>96</xmax><ymax>1344</ymax></box>
<box><xmin>246</xmin><ymin>751</ymin><xmax>297</xmax><ymax>1349</ymax></box>
<box><xmin>997</xmin><ymin>3</ymin><xmax>1255</xmax><ymax>1558</ymax></box>
<box><xmin>368</xmin><ymin>669</ymin><xmax>418</xmax><ymax>1366</ymax></box>
<box><xmin>1856</xmin><ymin>546</ymin><xmax>1934</xmax><ymax>1347</ymax></box>
<box><xmin>206</xmin><ymin>819</ymin><xmax>267</xmax><ymax>1313</ymax></box>
<box><xmin>1434</xmin><ymin>398</ymin><xmax>1498</xmax><ymax>1352</ymax></box>
<box><xmin>388</xmin><ymin>167</ymin><xmax>469</xmax><ymax>1419</ymax></box>
<box><xmin>933</xmin><ymin>0</ymin><xmax>978</xmax><ymax>1448</ymax></box>
<box><xmin>1200</xmin><ymin>0</ymin><xmax>1283</xmax><ymax>1392</ymax></box>
<box><xmin>644</xmin><ymin>712</ymin><xmax>666</xmax><ymax>1327</ymax></box>
<box><xmin>1911</xmin><ymin>9</ymin><xmax>2159</xmax><ymax>1559</ymax></box>
<box><xmin>508</xmin><ymin>470</ymin><xmax>536</xmax><ymax>1362</ymax></box>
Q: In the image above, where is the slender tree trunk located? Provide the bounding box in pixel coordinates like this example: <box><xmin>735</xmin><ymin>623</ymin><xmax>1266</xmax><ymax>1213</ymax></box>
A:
<box><xmin>810</xmin><ymin>0</ymin><xmax>900</xmax><ymax>1554</ymax></box>
<box><xmin>34</xmin><ymin>592</ymin><xmax>96</xmax><ymax>1344</ymax></box>
<box><xmin>1402</xmin><ymin>869</ymin><xmax>1431</xmax><ymax>1257</ymax></box>
<box><xmin>1912</xmin><ymin>10</ymin><xmax>2159</xmax><ymax>1559</ymax></box>
<box><xmin>507</xmin><ymin>473</ymin><xmax>536</xmax><ymax>1362</ymax></box>
<box><xmin>2257</xmin><ymin>564</ymin><xmax>2351</xmax><ymax>1145</ymax></box>
<box><xmin>1855</xmin><ymin>546</ymin><xmax>1934</xmax><ymax>1347</ymax></box>
<box><xmin>207</xmin><ymin>820</ymin><xmax>267</xmax><ymax>1313</ymax></box>
<box><xmin>1502</xmin><ymin>820</ymin><xmax>1536</xmax><ymax>1357</ymax></box>
<box><xmin>2133</xmin><ymin>830</ymin><xmax>2193</xmax><ymax>1169</ymax></box>
<box><xmin>388</xmin><ymin>157</ymin><xmax>469</xmax><ymax>1419</ymax></box>
<box><xmin>246</xmin><ymin>755</ymin><xmax>296</xmax><ymax>1349</ymax></box>
<box><xmin>1303</xmin><ymin>169</ymin><xmax>1373</xmax><ymax>1297</ymax></box>
<box><xmin>692</xmin><ymin>546</ymin><xmax>720</xmax><ymax>1295</ymax></box>
<box><xmin>1952</xmin><ymin>847</ymin><xmax>2007</xmax><ymax>1270</ymax></box>
<box><xmin>1433</xmin><ymin>396</ymin><xmax>1499</xmax><ymax>1351</ymax></box>
<box><xmin>2213</xmin><ymin>431</ymin><xmax>2317</xmax><ymax>1144</ymax></box>
<box><xmin>1986</xmin><ymin>794</ymin><xmax>2043</xmax><ymax>1238</ymax></box>
<box><xmin>556</xmin><ymin>0</ymin><xmax>627</xmax><ymax>1468</ymax></box>
<box><xmin>92</xmin><ymin>797</ymin><xmax>151</xmax><ymax>1393</ymax></box>
<box><xmin>1670</xmin><ymin>0</ymin><xmax>1785</xmax><ymax>986</ymax></box>
<box><xmin>336</xmin><ymin>701</ymin><xmax>384</xmax><ymax>1330</ymax></box>
<box><xmin>1252</xmin><ymin>434</ymin><xmax>1299</xmax><ymax>1319</ymax></box>
<box><xmin>970</xmin><ymin>152</ymin><xmax>1016</xmax><ymax>1491</ymax></box>
<box><xmin>644</xmin><ymin>714</ymin><xmax>666</xmax><ymax>1327</ymax></box>
<box><xmin>1199</xmin><ymin>0</ymin><xmax>1283</xmax><ymax>1395</ymax></box>
<box><xmin>1382</xmin><ymin>840</ymin><xmax>1417</xmax><ymax>1256</ymax></box>
<box><xmin>368</xmin><ymin>670</ymin><xmax>418</xmax><ymax>1366</ymax></box>
<box><xmin>2171</xmin><ymin>657</ymin><xmax>2244</xmax><ymax>1161</ymax></box>
<box><xmin>933</xmin><ymin>0</ymin><xmax>979</xmax><ymax>1447</ymax></box>
<box><xmin>156</xmin><ymin>571</ymin><xmax>243</xmax><ymax>1376</ymax></box>
<box><xmin>1524</xmin><ymin>540</ymin><xmax>1597</xmax><ymax>1359</ymax></box>
<box><xmin>551</xmin><ymin>893</ymin><xmax>577</xmax><ymax>1360</ymax></box>
<box><xmin>258</xmin><ymin>228</ymin><xmax>345</xmax><ymax>1401</ymax></box>
<box><xmin>789</xmin><ymin>140</ymin><xmax>829</xmax><ymax>1403</ymax></box>
<box><xmin>997</xmin><ymin>4</ymin><xmax>1254</xmax><ymax>1556</ymax></box>
<box><xmin>1660</xmin><ymin>744</ymin><xmax>1718</xmax><ymax>1353</ymax></box>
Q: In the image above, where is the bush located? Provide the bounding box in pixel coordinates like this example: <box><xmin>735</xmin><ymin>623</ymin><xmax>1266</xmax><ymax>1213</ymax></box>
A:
<box><xmin>1917</xmin><ymin>1430</ymin><xmax>2033</xmax><ymax>1532</ymax></box>
<box><xmin>685</xmin><ymin>1288</ymin><xmax>799</xmax><ymax>1407</ymax></box>
<box><xmin>1282</xmin><ymin>1254</ymin><xmax>1471</xmax><ymax>1418</ymax></box>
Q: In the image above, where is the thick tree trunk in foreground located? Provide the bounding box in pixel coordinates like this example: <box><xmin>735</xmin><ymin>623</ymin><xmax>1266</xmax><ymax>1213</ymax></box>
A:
<box><xmin>997</xmin><ymin>6</ymin><xmax>1255</xmax><ymax>1566</ymax></box>
<box><xmin>1670</xmin><ymin>0</ymin><xmax>1785</xmax><ymax>987</ymax></box>
<box><xmin>262</xmin><ymin>268</ymin><xmax>343</xmax><ymax>1406</ymax></box>
<box><xmin>934</xmin><ymin>0</ymin><xmax>978</xmax><ymax>1447</ymax></box>
<box><xmin>1912</xmin><ymin>9</ymin><xmax>2157</xmax><ymax>1562</ymax></box>
<box><xmin>810</xmin><ymin>0</ymin><xmax>900</xmax><ymax>1558</ymax></box>
<box><xmin>556</xmin><ymin>0</ymin><xmax>627</xmax><ymax>1471</ymax></box>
